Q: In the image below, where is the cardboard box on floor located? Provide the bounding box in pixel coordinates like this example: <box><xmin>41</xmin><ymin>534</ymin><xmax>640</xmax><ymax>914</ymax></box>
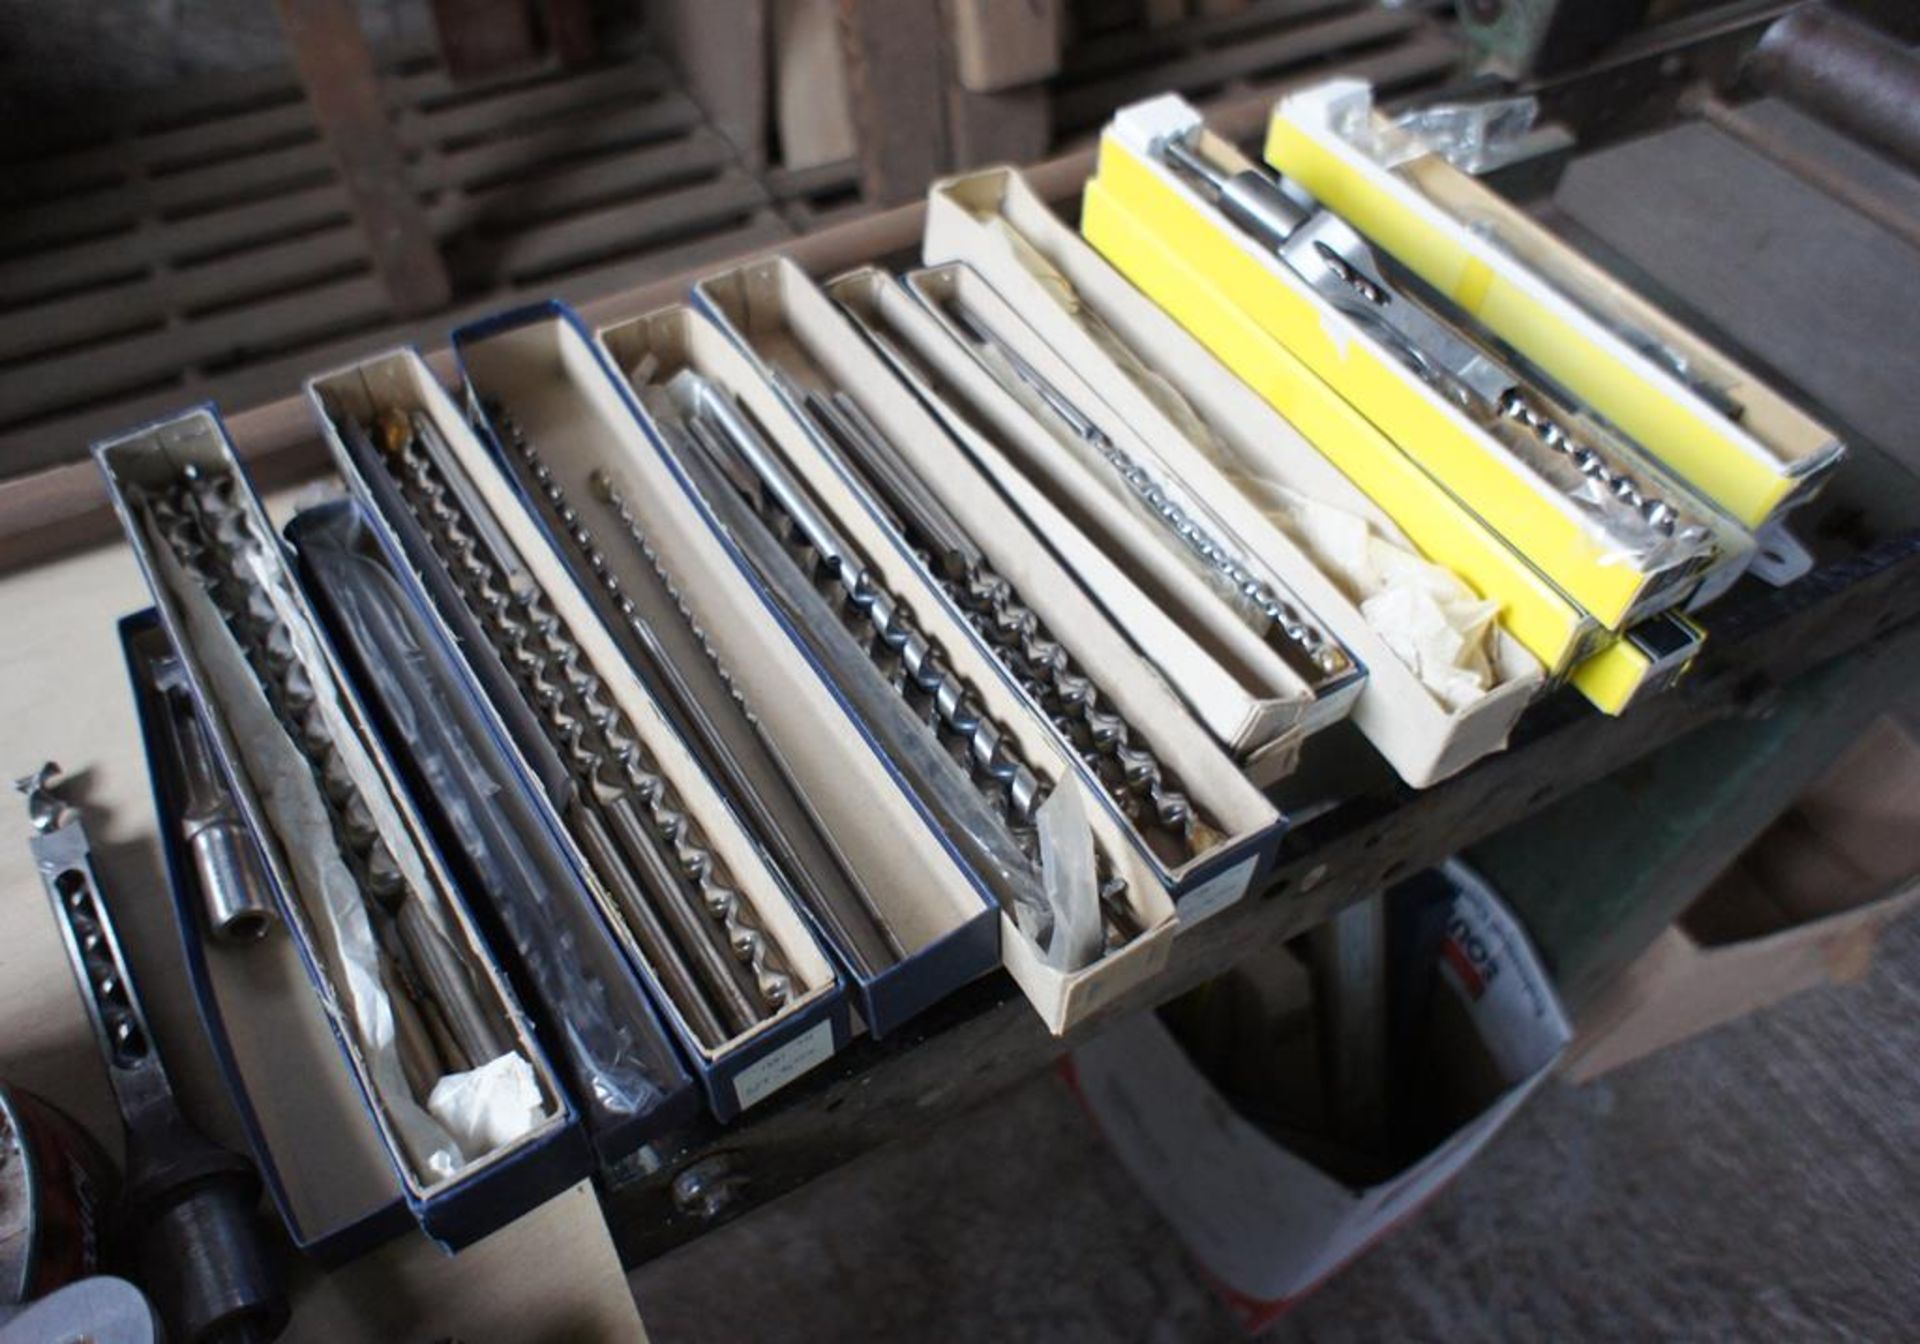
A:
<box><xmin>1563</xmin><ymin>716</ymin><xmax>1920</xmax><ymax>1084</ymax></box>
<box><xmin>1070</xmin><ymin>864</ymin><xmax>1570</xmax><ymax>1327</ymax></box>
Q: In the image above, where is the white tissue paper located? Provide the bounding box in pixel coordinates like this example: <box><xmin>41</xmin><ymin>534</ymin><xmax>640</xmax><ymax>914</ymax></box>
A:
<box><xmin>428</xmin><ymin>1053</ymin><xmax>546</xmax><ymax>1166</ymax></box>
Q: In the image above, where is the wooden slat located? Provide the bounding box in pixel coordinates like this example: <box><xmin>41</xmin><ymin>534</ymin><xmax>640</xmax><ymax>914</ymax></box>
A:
<box><xmin>0</xmin><ymin>282</ymin><xmax>169</xmax><ymax>365</ymax></box>
<box><xmin>486</xmin><ymin>168</ymin><xmax>770</xmax><ymax>280</ymax></box>
<box><xmin>428</xmin><ymin>0</ymin><xmax>541</xmax><ymax>81</ymax></box>
<box><xmin>424</xmin><ymin>91</ymin><xmax>702</xmax><ymax>187</ymax></box>
<box><xmin>277</xmin><ymin>0</ymin><xmax>452</xmax><ymax>317</ymax></box>
<box><xmin>432</xmin><ymin>128</ymin><xmax>733</xmax><ymax>232</ymax></box>
<box><xmin>0</xmin><ymin>274</ymin><xmax>388</xmax><ymax>425</ymax></box>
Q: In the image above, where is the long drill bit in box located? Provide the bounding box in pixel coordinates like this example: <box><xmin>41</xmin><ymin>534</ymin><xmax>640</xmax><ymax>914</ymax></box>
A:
<box><xmin>642</xmin><ymin>368</ymin><xmax>1138</xmax><ymax>970</ymax></box>
<box><xmin>482</xmin><ymin>407</ymin><xmax>905</xmax><ymax>978</ymax></box>
<box><xmin>767</xmin><ymin>362</ymin><xmax>1222</xmax><ymax>872</ymax></box>
<box><xmin>351</xmin><ymin>408</ymin><xmax>790</xmax><ymax>1047</ymax></box>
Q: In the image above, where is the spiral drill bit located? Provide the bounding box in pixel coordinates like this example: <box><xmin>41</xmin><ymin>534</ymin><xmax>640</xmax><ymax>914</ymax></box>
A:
<box><xmin>142</xmin><ymin>474</ymin><xmax>504</xmax><ymax>1087</ymax></box>
<box><xmin>669</xmin><ymin>372</ymin><xmax>1048</xmax><ymax>843</ymax></box>
<box><xmin>364</xmin><ymin>410</ymin><xmax>791</xmax><ymax>1042</ymax></box>
<box><xmin>942</xmin><ymin>298</ymin><xmax>1355</xmax><ymax>692</ymax></box>
<box><xmin>786</xmin><ymin>376</ymin><xmax>1225</xmax><ymax>869</ymax></box>
<box><xmin>490</xmin><ymin>408</ymin><xmax>907</xmax><ymax>975</ymax></box>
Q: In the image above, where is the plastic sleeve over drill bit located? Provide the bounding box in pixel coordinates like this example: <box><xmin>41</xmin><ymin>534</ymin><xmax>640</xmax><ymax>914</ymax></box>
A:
<box><xmin>296</xmin><ymin>505</ymin><xmax>666</xmax><ymax>1121</ymax></box>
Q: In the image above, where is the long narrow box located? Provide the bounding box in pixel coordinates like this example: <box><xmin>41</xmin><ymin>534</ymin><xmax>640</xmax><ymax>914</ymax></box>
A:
<box><xmin>923</xmin><ymin>167</ymin><xmax>1544</xmax><ymax>786</ymax></box>
<box><xmin>693</xmin><ymin>255</ymin><xmax>1282</xmax><ymax>912</ymax></box>
<box><xmin>589</xmin><ymin>300</ymin><xmax>1179</xmax><ymax>1033</ymax></box>
<box><xmin>318</xmin><ymin>341</ymin><xmax>846</xmax><ymax>1119</ymax></box>
<box><xmin>1265</xmin><ymin>79</ymin><xmax>1844</xmax><ymax>532</ymax></box>
<box><xmin>1079</xmin><ymin>130</ymin><xmax>1599</xmax><ymax>677</ymax></box>
<box><xmin>449</xmin><ymin>311</ymin><xmax>1005</xmax><ymax>1042</ymax></box>
<box><xmin>1092</xmin><ymin>95</ymin><xmax>1739</xmax><ymax>634</ymax></box>
<box><xmin>305</xmin><ymin>354</ymin><xmax>705</xmax><ymax>1155</ymax></box>
<box><xmin>836</xmin><ymin>267</ymin><xmax>1315</xmax><ymax>776</ymax></box>
<box><xmin>283</xmin><ymin>494</ymin><xmax>703</xmax><ymax>1165</ymax></box>
<box><xmin>96</xmin><ymin>409</ymin><xmax>584</xmax><ymax>1251</ymax></box>
<box><xmin>124</xmin><ymin>610</ymin><xmax>412</xmax><ymax>1263</ymax></box>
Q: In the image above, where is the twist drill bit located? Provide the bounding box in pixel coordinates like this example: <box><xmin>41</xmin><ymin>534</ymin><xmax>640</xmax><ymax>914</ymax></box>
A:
<box><xmin>491</xmin><ymin>409</ymin><xmax>907</xmax><ymax>975</ymax></box>
<box><xmin>366</xmin><ymin>412</ymin><xmax>790</xmax><ymax>1041</ymax></box>
<box><xmin>145</xmin><ymin>476</ymin><xmax>504</xmax><ymax>1079</ymax></box>
<box><xmin>943</xmin><ymin>299</ymin><xmax>1356</xmax><ymax>690</ymax></box>
<box><xmin>669</xmin><ymin>372</ymin><xmax>1049</xmax><ymax>844</ymax></box>
<box><xmin>789</xmin><ymin>378</ymin><xmax>1225</xmax><ymax>869</ymax></box>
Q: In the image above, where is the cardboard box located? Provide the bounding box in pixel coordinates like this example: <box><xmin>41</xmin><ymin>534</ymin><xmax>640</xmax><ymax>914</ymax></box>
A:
<box><xmin>1563</xmin><ymin>717</ymin><xmax>1920</xmax><ymax>1083</ymax></box>
<box><xmin>830</xmin><ymin>265</ymin><xmax>1309</xmax><ymax>775</ymax></box>
<box><xmin>282</xmin><ymin>493</ymin><xmax>702</xmax><ymax>1166</ymax></box>
<box><xmin>693</xmin><ymin>254</ymin><xmax>1282</xmax><ymax>910</ymax></box>
<box><xmin>1071</xmin><ymin>861</ymin><xmax>1570</xmax><ymax>1326</ymax></box>
<box><xmin>1078</xmin><ymin>134</ymin><xmax>1600</xmax><ymax>678</ymax></box>
<box><xmin>923</xmin><ymin>166</ymin><xmax>1545</xmax><ymax>785</ymax></box>
<box><xmin>98</xmin><ymin>405</ymin><xmax>583</xmax><ymax>1255</ymax></box>
<box><xmin>591</xmin><ymin>298</ymin><xmax>1179</xmax><ymax>1033</ymax></box>
<box><xmin>1265</xmin><ymin>79</ymin><xmax>1843</xmax><ymax>531</ymax></box>
<box><xmin>1092</xmin><ymin>94</ymin><xmax>1739</xmax><ymax>633</ymax></box>
<box><xmin>371</xmin><ymin>322</ymin><xmax>851</xmax><ymax>1119</ymax></box>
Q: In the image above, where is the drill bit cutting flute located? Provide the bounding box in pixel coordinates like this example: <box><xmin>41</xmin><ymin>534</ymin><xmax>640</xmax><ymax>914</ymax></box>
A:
<box><xmin>355</xmin><ymin>409</ymin><xmax>791</xmax><ymax>1045</ymax></box>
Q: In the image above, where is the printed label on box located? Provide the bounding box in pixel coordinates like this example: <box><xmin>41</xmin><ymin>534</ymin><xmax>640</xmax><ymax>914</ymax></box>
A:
<box><xmin>1178</xmin><ymin>854</ymin><xmax>1258</xmax><ymax>927</ymax></box>
<box><xmin>733</xmin><ymin>1019</ymin><xmax>835</xmax><ymax>1111</ymax></box>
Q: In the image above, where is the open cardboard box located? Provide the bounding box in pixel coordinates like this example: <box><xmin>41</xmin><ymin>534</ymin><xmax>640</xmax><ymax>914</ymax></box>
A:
<box><xmin>1078</xmin><ymin>122</ymin><xmax>1600</xmax><ymax>681</ymax></box>
<box><xmin>923</xmin><ymin>166</ymin><xmax>1544</xmax><ymax>786</ymax></box>
<box><xmin>1563</xmin><ymin>716</ymin><xmax>1920</xmax><ymax>1083</ymax></box>
<box><xmin>1266</xmin><ymin>79</ymin><xmax>1843</xmax><ymax>532</ymax></box>
<box><xmin>590</xmin><ymin>298</ymin><xmax>1179</xmax><ymax>1034</ymax></box>
<box><xmin>1091</xmin><ymin>93</ymin><xmax>1752</xmax><ymax>633</ymax></box>
<box><xmin>97</xmin><ymin>406</ymin><xmax>581</xmax><ymax>1254</ymax></box>
<box><xmin>693</xmin><ymin>254</ymin><xmax>1281</xmax><ymax>912</ymax></box>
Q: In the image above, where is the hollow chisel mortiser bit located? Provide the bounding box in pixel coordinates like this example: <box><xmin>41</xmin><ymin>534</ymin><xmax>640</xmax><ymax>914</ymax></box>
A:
<box><xmin>489</xmin><ymin>408</ymin><xmax>906</xmax><ymax>976</ymax></box>
<box><xmin>1157</xmin><ymin>131</ymin><xmax>1713</xmax><ymax>552</ymax></box>
<box><xmin>780</xmin><ymin>372</ymin><xmax>1225</xmax><ymax>870</ymax></box>
<box><xmin>142</xmin><ymin>476</ymin><xmax>504</xmax><ymax>1091</ymax></box>
<box><xmin>19</xmin><ymin>763</ymin><xmax>289</xmax><ymax>1344</ymax></box>
<box><xmin>361</xmin><ymin>411</ymin><xmax>790</xmax><ymax>1044</ymax></box>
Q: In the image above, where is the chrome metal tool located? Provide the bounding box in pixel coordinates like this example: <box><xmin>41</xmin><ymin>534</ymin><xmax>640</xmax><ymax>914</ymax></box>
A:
<box><xmin>486</xmin><ymin>409</ymin><xmax>905</xmax><ymax>976</ymax></box>
<box><xmin>361</xmin><ymin>411</ymin><xmax>790</xmax><ymax>1044</ymax></box>
<box><xmin>145</xmin><ymin>475</ymin><xmax>504</xmax><ymax>1084</ymax></box>
<box><xmin>1158</xmin><ymin>131</ymin><xmax>1718</xmax><ymax>561</ymax></box>
<box><xmin>939</xmin><ymin>296</ymin><xmax>1359</xmax><ymax>695</ymax></box>
<box><xmin>150</xmin><ymin>659</ymin><xmax>276</xmax><ymax>945</ymax></box>
<box><xmin>18</xmin><ymin>763</ymin><xmax>288</xmax><ymax>1344</ymax></box>
<box><xmin>777</xmin><ymin>368</ymin><xmax>1224</xmax><ymax>870</ymax></box>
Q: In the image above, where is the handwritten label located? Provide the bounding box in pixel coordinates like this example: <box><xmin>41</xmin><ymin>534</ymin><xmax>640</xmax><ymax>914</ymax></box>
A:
<box><xmin>1178</xmin><ymin>854</ymin><xmax>1258</xmax><ymax>927</ymax></box>
<box><xmin>733</xmin><ymin>1019</ymin><xmax>835</xmax><ymax>1111</ymax></box>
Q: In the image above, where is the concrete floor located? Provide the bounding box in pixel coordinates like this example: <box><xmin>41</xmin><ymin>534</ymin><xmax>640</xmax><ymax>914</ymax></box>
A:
<box><xmin>631</xmin><ymin>909</ymin><xmax>1920</xmax><ymax>1341</ymax></box>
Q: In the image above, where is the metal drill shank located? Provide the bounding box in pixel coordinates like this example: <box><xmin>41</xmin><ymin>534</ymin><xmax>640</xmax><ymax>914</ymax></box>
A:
<box><xmin>152</xmin><ymin>659</ymin><xmax>277</xmax><ymax>944</ymax></box>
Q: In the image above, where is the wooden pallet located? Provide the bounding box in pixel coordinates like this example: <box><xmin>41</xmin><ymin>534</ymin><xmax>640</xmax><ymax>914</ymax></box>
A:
<box><xmin>0</xmin><ymin>39</ymin><xmax>858</xmax><ymax>477</ymax></box>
